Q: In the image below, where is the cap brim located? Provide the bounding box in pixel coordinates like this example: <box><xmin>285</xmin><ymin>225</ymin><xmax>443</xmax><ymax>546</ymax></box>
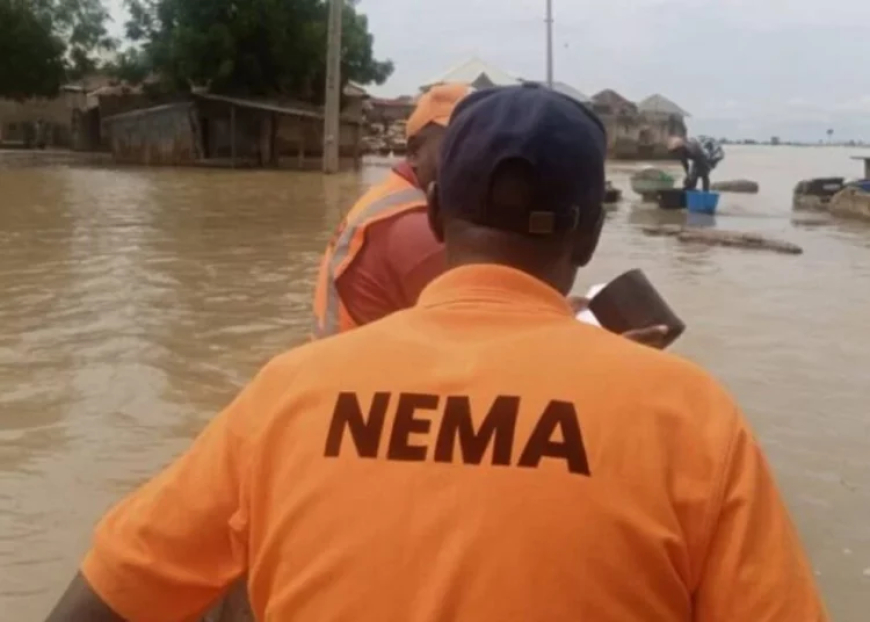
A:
<box><xmin>407</xmin><ymin>114</ymin><xmax>451</xmax><ymax>139</ymax></box>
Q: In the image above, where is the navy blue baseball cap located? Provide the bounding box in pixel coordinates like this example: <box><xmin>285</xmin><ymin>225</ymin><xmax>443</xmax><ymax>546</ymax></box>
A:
<box><xmin>437</xmin><ymin>83</ymin><xmax>607</xmax><ymax>236</ymax></box>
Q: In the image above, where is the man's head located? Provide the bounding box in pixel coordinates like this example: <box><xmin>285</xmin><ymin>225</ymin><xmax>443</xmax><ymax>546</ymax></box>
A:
<box><xmin>427</xmin><ymin>84</ymin><xmax>608</xmax><ymax>295</ymax></box>
<box><xmin>405</xmin><ymin>83</ymin><xmax>473</xmax><ymax>189</ymax></box>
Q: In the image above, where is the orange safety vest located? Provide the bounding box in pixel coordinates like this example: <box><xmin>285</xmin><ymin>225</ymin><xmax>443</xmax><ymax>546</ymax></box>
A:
<box><xmin>312</xmin><ymin>172</ymin><xmax>427</xmax><ymax>339</ymax></box>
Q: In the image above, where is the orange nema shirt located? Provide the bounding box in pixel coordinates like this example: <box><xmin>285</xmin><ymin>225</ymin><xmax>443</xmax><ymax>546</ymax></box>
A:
<box><xmin>82</xmin><ymin>265</ymin><xmax>828</xmax><ymax>622</ymax></box>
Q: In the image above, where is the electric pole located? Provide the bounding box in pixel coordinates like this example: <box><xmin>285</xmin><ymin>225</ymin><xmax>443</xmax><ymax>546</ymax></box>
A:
<box><xmin>545</xmin><ymin>0</ymin><xmax>554</xmax><ymax>87</ymax></box>
<box><xmin>323</xmin><ymin>0</ymin><xmax>343</xmax><ymax>174</ymax></box>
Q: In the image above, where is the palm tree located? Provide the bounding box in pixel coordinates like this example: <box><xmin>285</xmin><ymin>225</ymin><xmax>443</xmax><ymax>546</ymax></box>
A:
<box><xmin>827</xmin><ymin>128</ymin><xmax>834</xmax><ymax>144</ymax></box>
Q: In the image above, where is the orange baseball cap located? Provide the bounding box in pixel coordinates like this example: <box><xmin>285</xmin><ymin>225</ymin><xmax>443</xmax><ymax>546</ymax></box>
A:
<box><xmin>405</xmin><ymin>83</ymin><xmax>474</xmax><ymax>139</ymax></box>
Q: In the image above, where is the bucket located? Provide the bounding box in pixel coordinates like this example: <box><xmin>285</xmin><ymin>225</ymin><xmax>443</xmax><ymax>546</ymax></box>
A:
<box><xmin>686</xmin><ymin>191</ymin><xmax>720</xmax><ymax>214</ymax></box>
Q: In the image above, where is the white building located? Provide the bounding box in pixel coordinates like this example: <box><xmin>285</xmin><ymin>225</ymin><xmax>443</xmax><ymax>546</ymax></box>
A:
<box><xmin>420</xmin><ymin>56</ymin><xmax>521</xmax><ymax>92</ymax></box>
<box><xmin>637</xmin><ymin>94</ymin><xmax>690</xmax><ymax>118</ymax></box>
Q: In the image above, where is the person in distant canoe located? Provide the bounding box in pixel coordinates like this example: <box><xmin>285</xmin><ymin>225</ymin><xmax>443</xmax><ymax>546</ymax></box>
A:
<box><xmin>668</xmin><ymin>135</ymin><xmax>725</xmax><ymax>192</ymax></box>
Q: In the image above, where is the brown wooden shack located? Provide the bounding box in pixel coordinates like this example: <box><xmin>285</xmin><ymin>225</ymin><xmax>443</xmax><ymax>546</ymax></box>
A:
<box><xmin>102</xmin><ymin>93</ymin><xmax>364</xmax><ymax>169</ymax></box>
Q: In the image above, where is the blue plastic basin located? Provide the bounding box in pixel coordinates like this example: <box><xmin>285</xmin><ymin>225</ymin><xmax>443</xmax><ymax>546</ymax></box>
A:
<box><xmin>685</xmin><ymin>191</ymin><xmax>720</xmax><ymax>214</ymax></box>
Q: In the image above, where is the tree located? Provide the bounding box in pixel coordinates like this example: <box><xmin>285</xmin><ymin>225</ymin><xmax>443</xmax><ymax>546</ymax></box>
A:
<box><xmin>30</xmin><ymin>0</ymin><xmax>117</xmax><ymax>79</ymax></box>
<box><xmin>0</xmin><ymin>0</ymin><xmax>115</xmax><ymax>100</ymax></box>
<box><xmin>103</xmin><ymin>46</ymin><xmax>152</xmax><ymax>85</ymax></box>
<box><xmin>0</xmin><ymin>0</ymin><xmax>66</xmax><ymax>100</ymax></box>
<box><xmin>122</xmin><ymin>0</ymin><xmax>393</xmax><ymax>101</ymax></box>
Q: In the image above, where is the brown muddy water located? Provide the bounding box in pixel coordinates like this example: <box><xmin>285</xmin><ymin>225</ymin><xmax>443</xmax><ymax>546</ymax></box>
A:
<box><xmin>1</xmin><ymin>145</ymin><xmax>868</xmax><ymax>620</ymax></box>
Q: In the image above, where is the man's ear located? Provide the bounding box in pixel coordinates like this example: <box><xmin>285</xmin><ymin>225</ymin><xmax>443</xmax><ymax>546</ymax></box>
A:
<box><xmin>405</xmin><ymin>135</ymin><xmax>421</xmax><ymax>167</ymax></box>
<box><xmin>571</xmin><ymin>205</ymin><xmax>604</xmax><ymax>268</ymax></box>
<box><xmin>426</xmin><ymin>182</ymin><xmax>445</xmax><ymax>242</ymax></box>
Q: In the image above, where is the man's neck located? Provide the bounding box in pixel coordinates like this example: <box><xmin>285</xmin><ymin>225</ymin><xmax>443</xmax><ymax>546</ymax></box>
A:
<box><xmin>392</xmin><ymin>161</ymin><xmax>421</xmax><ymax>189</ymax></box>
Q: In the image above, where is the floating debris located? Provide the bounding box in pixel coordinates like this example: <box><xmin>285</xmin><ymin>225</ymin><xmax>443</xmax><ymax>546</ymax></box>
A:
<box><xmin>711</xmin><ymin>179</ymin><xmax>760</xmax><ymax>194</ymax></box>
<box><xmin>641</xmin><ymin>225</ymin><xmax>803</xmax><ymax>255</ymax></box>
<box><xmin>793</xmin><ymin>177</ymin><xmax>846</xmax><ymax>212</ymax></box>
<box><xmin>828</xmin><ymin>186</ymin><xmax>870</xmax><ymax>221</ymax></box>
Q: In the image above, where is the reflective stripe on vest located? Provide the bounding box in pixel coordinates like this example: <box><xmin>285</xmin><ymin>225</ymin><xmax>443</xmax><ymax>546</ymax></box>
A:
<box><xmin>313</xmin><ymin>187</ymin><xmax>427</xmax><ymax>338</ymax></box>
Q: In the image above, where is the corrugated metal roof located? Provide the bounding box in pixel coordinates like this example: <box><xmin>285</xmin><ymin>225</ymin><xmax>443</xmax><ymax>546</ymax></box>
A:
<box><xmin>194</xmin><ymin>93</ymin><xmax>362</xmax><ymax>123</ymax></box>
<box><xmin>104</xmin><ymin>93</ymin><xmax>362</xmax><ymax>124</ymax></box>
<box><xmin>195</xmin><ymin>93</ymin><xmax>322</xmax><ymax>118</ymax></box>
<box><xmin>638</xmin><ymin>94</ymin><xmax>690</xmax><ymax>117</ymax></box>
<box><xmin>592</xmin><ymin>89</ymin><xmax>635</xmax><ymax>107</ymax></box>
<box><xmin>344</xmin><ymin>81</ymin><xmax>368</xmax><ymax>97</ymax></box>
<box><xmin>550</xmin><ymin>81</ymin><xmax>590</xmax><ymax>103</ymax></box>
<box><xmin>422</xmin><ymin>56</ymin><xmax>521</xmax><ymax>89</ymax></box>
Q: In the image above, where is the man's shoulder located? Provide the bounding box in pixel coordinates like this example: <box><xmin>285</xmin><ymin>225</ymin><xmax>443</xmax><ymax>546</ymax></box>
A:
<box><xmin>548</xmin><ymin>322</ymin><xmax>735</xmax><ymax>406</ymax></box>
<box><xmin>353</xmin><ymin>171</ymin><xmax>424</xmax><ymax>208</ymax></box>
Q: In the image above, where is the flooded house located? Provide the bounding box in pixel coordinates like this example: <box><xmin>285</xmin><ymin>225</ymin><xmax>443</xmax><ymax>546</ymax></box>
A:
<box><xmin>366</xmin><ymin>96</ymin><xmax>415</xmax><ymax>125</ymax></box>
<box><xmin>101</xmin><ymin>86</ymin><xmax>367</xmax><ymax>168</ymax></box>
<box><xmin>408</xmin><ymin>57</ymin><xmax>688</xmax><ymax>160</ymax></box>
<box><xmin>587</xmin><ymin>89</ymin><xmax>689</xmax><ymax>159</ymax></box>
<box><xmin>0</xmin><ymin>77</ymin><xmax>108</xmax><ymax>148</ymax></box>
<box><xmin>636</xmin><ymin>94</ymin><xmax>690</xmax><ymax>157</ymax></box>
<box><xmin>71</xmin><ymin>80</ymin><xmax>168</xmax><ymax>152</ymax></box>
<box><xmin>362</xmin><ymin>96</ymin><xmax>416</xmax><ymax>155</ymax></box>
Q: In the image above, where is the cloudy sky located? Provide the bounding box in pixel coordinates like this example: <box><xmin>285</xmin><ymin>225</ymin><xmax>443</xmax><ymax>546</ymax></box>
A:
<box><xmin>106</xmin><ymin>0</ymin><xmax>870</xmax><ymax>142</ymax></box>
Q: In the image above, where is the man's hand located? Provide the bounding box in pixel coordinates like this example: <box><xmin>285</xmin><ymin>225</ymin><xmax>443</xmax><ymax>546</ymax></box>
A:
<box><xmin>620</xmin><ymin>325</ymin><xmax>670</xmax><ymax>349</ymax></box>
<box><xmin>568</xmin><ymin>296</ymin><xmax>670</xmax><ymax>350</ymax></box>
<box><xmin>568</xmin><ymin>296</ymin><xmax>591</xmax><ymax>314</ymax></box>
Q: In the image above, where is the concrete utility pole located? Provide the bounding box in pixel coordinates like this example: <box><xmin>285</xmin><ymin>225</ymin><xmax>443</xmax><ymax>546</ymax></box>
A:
<box><xmin>323</xmin><ymin>0</ymin><xmax>343</xmax><ymax>174</ymax></box>
<box><xmin>545</xmin><ymin>0</ymin><xmax>554</xmax><ymax>87</ymax></box>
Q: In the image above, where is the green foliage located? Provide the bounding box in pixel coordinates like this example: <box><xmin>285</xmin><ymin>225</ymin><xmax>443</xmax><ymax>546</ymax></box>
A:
<box><xmin>102</xmin><ymin>46</ymin><xmax>152</xmax><ymax>85</ymax></box>
<box><xmin>34</xmin><ymin>0</ymin><xmax>117</xmax><ymax>78</ymax></box>
<box><xmin>0</xmin><ymin>0</ymin><xmax>115</xmax><ymax>99</ymax></box>
<box><xmin>123</xmin><ymin>0</ymin><xmax>393</xmax><ymax>100</ymax></box>
<box><xmin>0</xmin><ymin>0</ymin><xmax>66</xmax><ymax>100</ymax></box>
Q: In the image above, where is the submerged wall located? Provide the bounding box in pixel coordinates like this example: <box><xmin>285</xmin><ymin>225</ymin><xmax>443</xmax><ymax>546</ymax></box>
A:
<box><xmin>104</xmin><ymin>102</ymin><xmax>198</xmax><ymax>165</ymax></box>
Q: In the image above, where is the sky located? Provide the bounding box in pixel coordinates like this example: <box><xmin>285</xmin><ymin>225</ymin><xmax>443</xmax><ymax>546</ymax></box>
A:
<box><xmin>105</xmin><ymin>0</ymin><xmax>870</xmax><ymax>142</ymax></box>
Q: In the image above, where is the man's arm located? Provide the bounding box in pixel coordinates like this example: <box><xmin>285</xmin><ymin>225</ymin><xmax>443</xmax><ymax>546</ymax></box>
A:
<box><xmin>339</xmin><ymin>209</ymin><xmax>446</xmax><ymax>327</ymax></box>
<box><xmin>44</xmin><ymin>358</ymin><xmax>287</xmax><ymax>622</ymax></box>
<box><xmin>693</xmin><ymin>416</ymin><xmax>829</xmax><ymax>621</ymax></box>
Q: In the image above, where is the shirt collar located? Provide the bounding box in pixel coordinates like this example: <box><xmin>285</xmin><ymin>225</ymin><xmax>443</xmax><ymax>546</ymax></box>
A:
<box><xmin>418</xmin><ymin>264</ymin><xmax>573</xmax><ymax>317</ymax></box>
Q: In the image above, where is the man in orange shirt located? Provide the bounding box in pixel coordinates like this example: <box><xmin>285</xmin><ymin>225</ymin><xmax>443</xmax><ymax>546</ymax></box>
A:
<box><xmin>311</xmin><ymin>83</ymin><xmax>468</xmax><ymax>337</ymax></box>
<box><xmin>313</xmin><ymin>82</ymin><xmax>668</xmax><ymax>346</ymax></box>
<box><xmin>48</xmin><ymin>85</ymin><xmax>827</xmax><ymax>622</ymax></box>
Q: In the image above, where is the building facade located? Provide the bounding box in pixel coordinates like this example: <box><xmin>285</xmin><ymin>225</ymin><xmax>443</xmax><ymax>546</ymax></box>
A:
<box><xmin>103</xmin><ymin>94</ymin><xmax>364</xmax><ymax>168</ymax></box>
<box><xmin>413</xmin><ymin>58</ymin><xmax>689</xmax><ymax>160</ymax></box>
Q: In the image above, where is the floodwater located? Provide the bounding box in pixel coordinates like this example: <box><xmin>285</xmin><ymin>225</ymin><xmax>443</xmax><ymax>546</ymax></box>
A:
<box><xmin>1</xmin><ymin>145</ymin><xmax>868</xmax><ymax>620</ymax></box>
